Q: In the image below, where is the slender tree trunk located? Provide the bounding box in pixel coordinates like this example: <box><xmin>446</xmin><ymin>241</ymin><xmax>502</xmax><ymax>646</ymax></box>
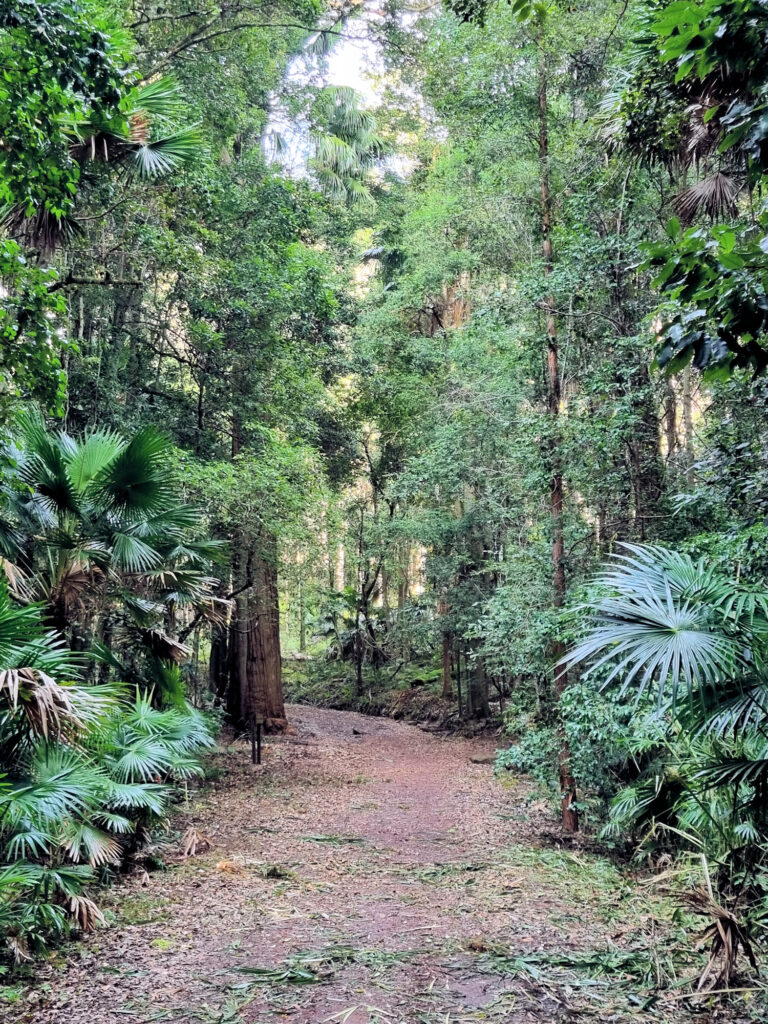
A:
<box><xmin>210</xmin><ymin>624</ymin><xmax>227</xmax><ymax>697</ymax></box>
<box><xmin>455</xmin><ymin>644</ymin><xmax>463</xmax><ymax>720</ymax></box>
<box><xmin>298</xmin><ymin>572</ymin><xmax>306</xmax><ymax>653</ymax></box>
<box><xmin>665</xmin><ymin>380</ymin><xmax>678</xmax><ymax>463</ymax></box>
<box><xmin>442</xmin><ymin>633</ymin><xmax>453</xmax><ymax>699</ymax></box>
<box><xmin>227</xmin><ymin>536</ymin><xmax>250</xmax><ymax>726</ymax></box>
<box><xmin>468</xmin><ymin>653</ymin><xmax>489</xmax><ymax>719</ymax></box>
<box><xmin>539</xmin><ymin>59</ymin><xmax>578</xmax><ymax>832</ymax></box>
<box><xmin>683</xmin><ymin>363</ymin><xmax>695</xmax><ymax>486</ymax></box>
<box><xmin>437</xmin><ymin>590</ymin><xmax>452</xmax><ymax>698</ymax></box>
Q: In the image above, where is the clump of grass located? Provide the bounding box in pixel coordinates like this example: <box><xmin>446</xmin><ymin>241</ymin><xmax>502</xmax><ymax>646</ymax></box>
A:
<box><xmin>469</xmin><ymin>939</ymin><xmax>704</xmax><ymax>1014</ymax></box>
<box><xmin>117</xmin><ymin>894</ymin><xmax>173</xmax><ymax>926</ymax></box>
<box><xmin>232</xmin><ymin>943</ymin><xmax>418</xmax><ymax>990</ymax></box>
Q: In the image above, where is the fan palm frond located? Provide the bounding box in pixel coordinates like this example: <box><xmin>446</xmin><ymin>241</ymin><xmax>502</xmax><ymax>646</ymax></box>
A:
<box><xmin>103</xmin><ymin>780</ymin><xmax>169</xmax><ymax>815</ymax></box>
<box><xmin>15</xmin><ymin>413</ymin><xmax>79</xmax><ymax>518</ymax></box>
<box><xmin>131</xmin><ymin>126</ymin><xmax>203</xmax><ymax>179</ymax></box>
<box><xmin>674</xmin><ymin>172</ymin><xmax>738</xmax><ymax>224</ymax></box>
<box><xmin>110</xmin><ymin>533</ymin><xmax>162</xmax><ymax>573</ymax></box>
<box><xmin>58</xmin><ymin>822</ymin><xmax>122</xmax><ymax>866</ymax></box>
<box><xmin>564</xmin><ymin>544</ymin><xmax>752</xmax><ymax>707</ymax></box>
<box><xmin>67</xmin><ymin>430</ymin><xmax>126</xmax><ymax>493</ymax></box>
<box><xmin>92</xmin><ymin>426</ymin><xmax>173</xmax><ymax>516</ymax></box>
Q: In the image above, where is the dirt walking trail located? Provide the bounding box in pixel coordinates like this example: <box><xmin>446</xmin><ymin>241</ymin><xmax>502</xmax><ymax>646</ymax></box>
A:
<box><xmin>19</xmin><ymin>706</ymin><xmax>742</xmax><ymax>1024</ymax></box>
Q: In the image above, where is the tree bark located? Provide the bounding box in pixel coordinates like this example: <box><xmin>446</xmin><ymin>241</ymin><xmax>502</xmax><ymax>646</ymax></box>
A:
<box><xmin>683</xmin><ymin>363</ymin><xmax>695</xmax><ymax>486</ymax></box>
<box><xmin>441</xmin><ymin>633</ymin><xmax>453</xmax><ymax>699</ymax></box>
<box><xmin>437</xmin><ymin>591</ymin><xmax>452</xmax><ymax>699</ymax></box>
<box><xmin>226</xmin><ymin>536</ymin><xmax>250</xmax><ymax>725</ymax></box>
<box><xmin>245</xmin><ymin>538</ymin><xmax>288</xmax><ymax>733</ymax></box>
<box><xmin>665</xmin><ymin>379</ymin><xmax>678</xmax><ymax>462</ymax></box>
<box><xmin>539</xmin><ymin>58</ymin><xmax>578</xmax><ymax>833</ymax></box>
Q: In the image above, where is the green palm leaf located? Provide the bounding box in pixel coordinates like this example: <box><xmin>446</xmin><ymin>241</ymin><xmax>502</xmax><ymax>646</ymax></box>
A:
<box><xmin>111</xmin><ymin>533</ymin><xmax>162</xmax><ymax>573</ymax></box>
<box><xmin>131</xmin><ymin>126</ymin><xmax>203</xmax><ymax>178</ymax></box>
<box><xmin>564</xmin><ymin>544</ymin><xmax>748</xmax><ymax>705</ymax></box>
<box><xmin>67</xmin><ymin>430</ymin><xmax>125</xmax><ymax>494</ymax></box>
<box><xmin>104</xmin><ymin>780</ymin><xmax>169</xmax><ymax>815</ymax></box>
<box><xmin>92</xmin><ymin>427</ymin><xmax>173</xmax><ymax>516</ymax></box>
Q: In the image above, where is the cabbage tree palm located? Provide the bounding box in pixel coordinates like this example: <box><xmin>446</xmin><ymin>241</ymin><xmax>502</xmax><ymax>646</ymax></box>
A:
<box><xmin>0</xmin><ymin>412</ymin><xmax>223</xmax><ymax>674</ymax></box>
<box><xmin>0</xmin><ymin>582</ymin><xmax>214</xmax><ymax>959</ymax></box>
<box><xmin>4</xmin><ymin>79</ymin><xmax>202</xmax><ymax>254</ymax></box>
<box><xmin>564</xmin><ymin>544</ymin><xmax>768</xmax><ymax>816</ymax></box>
<box><xmin>309</xmin><ymin>87</ymin><xmax>388</xmax><ymax>207</ymax></box>
<box><xmin>564</xmin><ymin>543</ymin><xmax>768</xmax><ymax>717</ymax></box>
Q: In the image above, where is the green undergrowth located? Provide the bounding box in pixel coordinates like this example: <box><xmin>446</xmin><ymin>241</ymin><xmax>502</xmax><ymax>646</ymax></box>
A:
<box><xmin>282</xmin><ymin>656</ymin><xmax>487</xmax><ymax>731</ymax></box>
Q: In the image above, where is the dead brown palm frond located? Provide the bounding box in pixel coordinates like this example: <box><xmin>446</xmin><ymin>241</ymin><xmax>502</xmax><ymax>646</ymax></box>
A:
<box><xmin>674</xmin><ymin>172</ymin><xmax>738</xmax><ymax>224</ymax></box>
<box><xmin>180</xmin><ymin>825</ymin><xmax>212</xmax><ymax>858</ymax></box>
<box><xmin>0</xmin><ymin>558</ymin><xmax>33</xmax><ymax>602</ymax></box>
<box><xmin>0</xmin><ymin>203</ymin><xmax>84</xmax><ymax>256</ymax></box>
<box><xmin>68</xmin><ymin>894</ymin><xmax>106</xmax><ymax>932</ymax></box>
<box><xmin>49</xmin><ymin>559</ymin><xmax>104</xmax><ymax>618</ymax></box>
<box><xmin>195</xmin><ymin>595</ymin><xmax>232</xmax><ymax>630</ymax></box>
<box><xmin>0</xmin><ymin>667</ymin><xmax>84</xmax><ymax>738</ymax></box>
<box><xmin>59</xmin><ymin>824</ymin><xmax>123</xmax><ymax>867</ymax></box>
<box><xmin>683</xmin><ymin>100</ymin><xmax>721</xmax><ymax>163</ymax></box>
<box><xmin>129</xmin><ymin>111</ymin><xmax>150</xmax><ymax>144</ymax></box>
<box><xmin>6</xmin><ymin>931</ymin><xmax>31</xmax><ymax>962</ymax></box>
<box><xmin>138</xmin><ymin>628</ymin><xmax>191</xmax><ymax>664</ymax></box>
<box><xmin>681</xmin><ymin>888</ymin><xmax>759</xmax><ymax>990</ymax></box>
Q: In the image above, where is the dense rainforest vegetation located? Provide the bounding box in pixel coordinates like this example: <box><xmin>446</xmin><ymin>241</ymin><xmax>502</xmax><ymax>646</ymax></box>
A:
<box><xmin>3</xmin><ymin>0</ymin><xmax>768</xmax><ymax>1013</ymax></box>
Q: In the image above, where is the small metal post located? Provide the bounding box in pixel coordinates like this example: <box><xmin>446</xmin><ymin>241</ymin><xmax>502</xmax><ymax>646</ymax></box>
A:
<box><xmin>250</xmin><ymin>716</ymin><xmax>263</xmax><ymax>765</ymax></box>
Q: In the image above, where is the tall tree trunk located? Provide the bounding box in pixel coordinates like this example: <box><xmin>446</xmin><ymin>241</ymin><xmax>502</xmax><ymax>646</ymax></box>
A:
<box><xmin>298</xmin><ymin>571</ymin><xmax>306</xmax><ymax>653</ymax></box>
<box><xmin>210</xmin><ymin>623</ymin><xmax>228</xmax><ymax>698</ymax></box>
<box><xmin>665</xmin><ymin>379</ymin><xmax>678</xmax><ymax>463</ymax></box>
<box><xmin>245</xmin><ymin>537</ymin><xmax>288</xmax><ymax>733</ymax></box>
<box><xmin>539</xmin><ymin>59</ymin><xmax>578</xmax><ymax>833</ymax></box>
<box><xmin>468</xmin><ymin>653</ymin><xmax>489</xmax><ymax>719</ymax></box>
<box><xmin>455</xmin><ymin>643</ymin><xmax>463</xmax><ymax>719</ymax></box>
<box><xmin>628</xmin><ymin>367</ymin><xmax>664</xmax><ymax>541</ymax></box>
<box><xmin>227</xmin><ymin>536</ymin><xmax>250</xmax><ymax>725</ymax></box>
<box><xmin>441</xmin><ymin>633</ymin><xmax>453</xmax><ymax>699</ymax></box>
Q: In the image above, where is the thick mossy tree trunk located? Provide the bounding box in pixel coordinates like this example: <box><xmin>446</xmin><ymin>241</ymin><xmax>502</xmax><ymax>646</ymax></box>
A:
<box><xmin>245</xmin><ymin>539</ymin><xmax>288</xmax><ymax>733</ymax></box>
<box><xmin>226</xmin><ymin>536</ymin><xmax>288</xmax><ymax>734</ymax></box>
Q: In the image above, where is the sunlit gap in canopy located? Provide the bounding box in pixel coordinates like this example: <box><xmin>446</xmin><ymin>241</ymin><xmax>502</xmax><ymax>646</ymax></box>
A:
<box><xmin>263</xmin><ymin>5</ymin><xmax>384</xmax><ymax>176</ymax></box>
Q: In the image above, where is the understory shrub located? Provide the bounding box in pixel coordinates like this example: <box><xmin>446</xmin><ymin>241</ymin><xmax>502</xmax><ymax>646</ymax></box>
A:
<box><xmin>497</xmin><ymin>681</ymin><xmax>664</xmax><ymax>832</ymax></box>
<box><xmin>0</xmin><ymin>583</ymin><xmax>214</xmax><ymax>962</ymax></box>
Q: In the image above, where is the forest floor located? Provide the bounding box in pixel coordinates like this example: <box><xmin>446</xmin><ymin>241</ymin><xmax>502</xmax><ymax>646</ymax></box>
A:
<box><xmin>7</xmin><ymin>706</ymin><xmax>757</xmax><ymax>1024</ymax></box>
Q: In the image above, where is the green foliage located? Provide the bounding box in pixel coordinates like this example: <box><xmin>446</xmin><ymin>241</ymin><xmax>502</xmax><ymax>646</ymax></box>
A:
<box><xmin>0</xmin><ymin>413</ymin><xmax>220</xmax><ymax>687</ymax></box>
<box><xmin>608</xmin><ymin>0</ymin><xmax>768</xmax><ymax>375</ymax></box>
<box><xmin>647</xmin><ymin>217</ymin><xmax>768</xmax><ymax>376</ymax></box>
<box><xmin>0</xmin><ymin>0</ymin><xmax>125</xmax><ymax>219</ymax></box>
<box><xmin>566</xmin><ymin>544</ymin><xmax>768</xmax><ymax>940</ymax></box>
<box><xmin>310</xmin><ymin>87</ymin><xmax>388</xmax><ymax>206</ymax></box>
<box><xmin>498</xmin><ymin>680</ymin><xmax>664</xmax><ymax>829</ymax></box>
<box><xmin>0</xmin><ymin>242</ymin><xmax>70</xmax><ymax>414</ymax></box>
<box><xmin>0</xmin><ymin>586</ymin><xmax>214</xmax><ymax>962</ymax></box>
